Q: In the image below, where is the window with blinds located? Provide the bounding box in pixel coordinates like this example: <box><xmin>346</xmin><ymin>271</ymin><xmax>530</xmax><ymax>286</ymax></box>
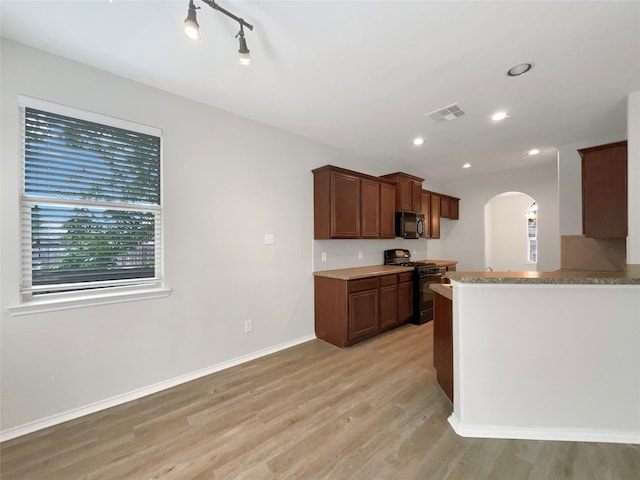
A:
<box><xmin>21</xmin><ymin>102</ymin><xmax>162</xmax><ymax>296</ymax></box>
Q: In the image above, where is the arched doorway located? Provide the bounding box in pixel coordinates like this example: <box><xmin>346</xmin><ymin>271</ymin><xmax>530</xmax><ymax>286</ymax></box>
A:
<box><xmin>484</xmin><ymin>192</ymin><xmax>537</xmax><ymax>272</ymax></box>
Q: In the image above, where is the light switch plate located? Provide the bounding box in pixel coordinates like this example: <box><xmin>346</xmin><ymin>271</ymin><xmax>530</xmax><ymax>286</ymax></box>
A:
<box><xmin>264</xmin><ymin>234</ymin><xmax>275</xmax><ymax>245</ymax></box>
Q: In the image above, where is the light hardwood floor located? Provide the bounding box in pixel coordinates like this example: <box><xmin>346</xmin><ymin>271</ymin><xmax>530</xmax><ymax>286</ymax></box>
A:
<box><xmin>1</xmin><ymin>322</ymin><xmax>638</xmax><ymax>480</ymax></box>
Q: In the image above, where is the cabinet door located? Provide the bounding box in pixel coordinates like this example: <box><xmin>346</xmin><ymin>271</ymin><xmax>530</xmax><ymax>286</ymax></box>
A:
<box><xmin>430</xmin><ymin>194</ymin><xmax>441</xmax><ymax>239</ymax></box>
<box><xmin>411</xmin><ymin>181</ymin><xmax>423</xmax><ymax>213</ymax></box>
<box><xmin>348</xmin><ymin>288</ymin><xmax>379</xmax><ymax>343</ymax></box>
<box><xmin>397</xmin><ymin>278</ymin><xmax>414</xmax><ymax>323</ymax></box>
<box><xmin>421</xmin><ymin>191</ymin><xmax>432</xmax><ymax>238</ymax></box>
<box><xmin>580</xmin><ymin>141</ymin><xmax>627</xmax><ymax>238</ymax></box>
<box><xmin>379</xmin><ymin>281</ymin><xmax>398</xmax><ymax>329</ymax></box>
<box><xmin>397</xmin><ymin>176</ymin><xmax>412</xmax><ymax>211</ymax></box>
<box><xmin>360</xmin><ymin>179</ymin><xmax>380</xmax><ymax>238</ymax></box>
<box><xmin>450</xmin><ymin>199</ymin><xmax>459</xmax><ymax>220</ymax></box>
<box><xmin>440</xmin><ymin>196</ymin><xmax>451</xmax><ymax>218</ymax></box>
<box><xmin>330</xmin><ymin>171</ymin><xmax>360</xmax><ymax>238</ymax></box>
<box><xmin>380</xmin><ymin>182</ymin><xmax>396</xmax><ymax>239</ymax></box>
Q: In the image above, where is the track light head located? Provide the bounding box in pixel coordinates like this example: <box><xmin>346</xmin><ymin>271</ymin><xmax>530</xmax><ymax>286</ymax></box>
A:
<box><xmin>183</xmin><ymin>0</ymin><xmax>254</xmax><ymax>64</ymax></box>
<box><xmin>184</xmin><ymin>0</ymin><xmax>201</xmax><ymax>41</ymax></box>
<box><xmin>237</xmin><ymin>27</ymin><xmax>251</xmax><ymax>66</ymax></box>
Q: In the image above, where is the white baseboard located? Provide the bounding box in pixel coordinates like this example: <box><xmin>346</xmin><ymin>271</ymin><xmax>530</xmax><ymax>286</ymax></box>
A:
<box><xmin>0</xmin><ymin>334</ymin><xmax>316</xmax><ymax>443</ymax></box>
<box><xmin>447</xmin><ymin>414</ymin><xmax>640</xmax><ymax>445</ymax></box>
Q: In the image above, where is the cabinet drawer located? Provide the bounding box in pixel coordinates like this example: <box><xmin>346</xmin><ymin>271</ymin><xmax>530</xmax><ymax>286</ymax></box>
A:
<box><xmin>379</xmin><ymin>274</ymin><xmax>398</xmax><ymax>286</ymax></box>
<box><xmin>348</xmin><ymin>277</ymin><xmax>379</xmax><ymax>293</ymax></box>
<box><xmin>398</xmin><ymin>272</ymin><xmax>414</xmax><ymax>283</ymax></box>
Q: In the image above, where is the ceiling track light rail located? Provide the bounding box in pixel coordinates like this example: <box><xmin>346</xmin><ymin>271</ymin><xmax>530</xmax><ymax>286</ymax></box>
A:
<box><xmin>184</xmin><ymin>0</ymin><xmax>254</xmax><ymax>65</ymax></box>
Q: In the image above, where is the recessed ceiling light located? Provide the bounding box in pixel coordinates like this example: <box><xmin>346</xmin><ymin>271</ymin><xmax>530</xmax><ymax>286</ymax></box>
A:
<box><xmin>491</xmin><ymin>111</ymin><xmax>510</xmax><ymax>122</ymax></box>
<box><xmin>462</xmin><ymin>163</ymin><xmax>472</xmax><ymax>169</ymax></box>
<box><xmin>413</xmin><ymin>137</ymin><xmax>425</xmax><ymax>146</ymax></box>
<box><xmin>507</xmin><ymin>63</ymin><xmax>533</xmax><ymax>77</ymax></box>
<box><xmin>527</xmin><ymin>148</ymin><xmax>541</xmax><ymax>156</ymax></box>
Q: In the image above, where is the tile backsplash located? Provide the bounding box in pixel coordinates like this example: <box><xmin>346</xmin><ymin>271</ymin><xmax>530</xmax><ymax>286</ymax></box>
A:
<box><xmin>561</xmin><ymin>235</ymin><xmax>626</xmax><ymax>271</ymax></box>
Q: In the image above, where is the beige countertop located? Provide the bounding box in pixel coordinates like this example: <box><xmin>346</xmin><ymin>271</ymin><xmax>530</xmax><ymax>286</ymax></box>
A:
<box><xmin>430</xmin><ymin>283</ymin><xmax>452</xmax><ymax>300</ymax></box>
<box><xmin>313</xmin><ymin>259</ymin><xmax>459</xmax><ymax>280</ymax></box>
<box><xmin>313</xmin><ymin>265</ymin><xmax>414</xmax><ymax>280</ymax></box>
<box><xmin>446</xmin><ymin>264</ymin><xmax>640</xmax><ymax>285</ymax></box>
<box><xmin>415</xmin><ymin>259</ymin><xmax>458</xmax><ymax>268</ymax></box>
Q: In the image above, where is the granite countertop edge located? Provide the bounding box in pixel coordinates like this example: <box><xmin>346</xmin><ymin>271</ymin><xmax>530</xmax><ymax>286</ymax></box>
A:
<box><xmin>445</xmin><ymin>265</ymin><xmax>640</xmax><ymax>285</ymax></box>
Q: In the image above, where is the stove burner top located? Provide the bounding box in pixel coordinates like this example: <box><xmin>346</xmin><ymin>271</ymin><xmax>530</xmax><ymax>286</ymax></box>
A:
<box><xmin>384</xmin><ymin>260</ymin><xmax>438</xmax><ymax>267</ymax></box>
<box><xmin>383</xmin><ymin>249</ymin><xmax>439</xmax><ymax>272</ymax></box>
<box><xmin>391</xmin><ymin>261</ymin><xmax>419</xmax><ymax>267</ymax></box>
<box><xmin>416</xmin><ymin>261</ymin><xmax>437</xmax><ymax>267</ymax></box>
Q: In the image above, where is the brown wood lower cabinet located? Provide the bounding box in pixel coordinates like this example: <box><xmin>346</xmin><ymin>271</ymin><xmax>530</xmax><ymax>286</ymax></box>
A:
<box><xmin>379</xmin><ymin>275</ymin><xmax>398</xmax><ymax>330</ymax></box>
<box><xmin>397</xmin><ymin>272</ymin><xmax>414</xmax><ymax>323</ymax></box>
<box><xmin>433</xmin><ymin>291</ymin><xmax>453</xmax><ymax>402</ymax></box>
<box><xmin>315</xmin><ymin>273</ymin><xmax>413</xmax><ymax>347</ymax></box>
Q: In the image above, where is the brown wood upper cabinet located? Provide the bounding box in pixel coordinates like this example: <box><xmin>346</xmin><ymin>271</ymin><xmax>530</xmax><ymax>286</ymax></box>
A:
<box><xmin>450</xmin><ymin>198</ymin><xmax>459</xmax><ymax>220</ymax></box>
<box><xmin>578</xmin><ymin>141</ymin><xmax>627</xmax><ymax>238</ymax></box>
<box><xmin>439</xmin><ymin>195</ymin><xmax>460</xmax><ymax>220</ymax></box>
<box><xmin>379</xmin><ymin>182</ymin><xmax>396</xmax><ymax>239</ymax></box>
<box><xmin>422</xmin><ymin>190</ymin><xmax>460</xmax><ymax>239</ymax></box>
<box><xmin>421</xmin><ymin>192</ymin><xmax>432</xmax><ymax>238</ymax></box>
<box><xmin>422</xmin><ymin>190</ymin><xmax>441</xmax><ymax>239</ymax></box>
<box><xmin>430</xmin><ymin>193</ymin><xmax>441</xmax><ymax>239</ymax></box>
<box><xmin>313</xmin><ymin>165</ymin><xmax>395</xmax><ymax>239</ymax></box>
<box><xmin>380</xmin><ymin>172</ymin><xmax>424</xmax><ymax>213</ymax></box>
<box><xmin>360</xmin><ymin>178</ymin><xmax>381</xmax><ymax>239</ymax></box>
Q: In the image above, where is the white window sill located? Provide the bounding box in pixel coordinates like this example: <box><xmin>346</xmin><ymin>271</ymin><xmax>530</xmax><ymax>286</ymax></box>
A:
<box><xmin>8</xmin><ymin>287</ymin><xmax>172</xmax><ymax>316</ymax></box>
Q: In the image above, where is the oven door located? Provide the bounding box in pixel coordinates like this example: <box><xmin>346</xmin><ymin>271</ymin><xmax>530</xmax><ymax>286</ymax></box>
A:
<box><xmin>412</xmin><ymin>271</ymin><xmax>442</xmax><ymax>324</ymax></box>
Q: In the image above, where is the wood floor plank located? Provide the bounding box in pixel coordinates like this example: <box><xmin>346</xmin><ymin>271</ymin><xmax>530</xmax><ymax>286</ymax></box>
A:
<box><xmin>1</xmin><ymin>323</ymin><xmax>638</xmax><ymax>480</ymax></box>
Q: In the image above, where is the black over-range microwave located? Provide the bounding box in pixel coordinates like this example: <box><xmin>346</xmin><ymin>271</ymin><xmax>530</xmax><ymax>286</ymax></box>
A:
<box><xmin>395</xmin><ymin>212</ymin><xmax>425</xmax><ymax>239</ymax></box>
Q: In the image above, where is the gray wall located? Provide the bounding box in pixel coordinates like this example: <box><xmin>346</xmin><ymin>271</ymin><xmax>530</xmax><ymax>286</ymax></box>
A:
<box><xmin>0</xmin><ymin>39</ymin><xmax>374</xmax><ymax>434</ymax></box>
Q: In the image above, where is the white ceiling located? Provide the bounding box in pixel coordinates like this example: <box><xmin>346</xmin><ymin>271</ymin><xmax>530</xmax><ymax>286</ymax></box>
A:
<box><xmin>2</xmin><ymin>0</ymin><xmax>639</xmax><ymax>181</ymax></box>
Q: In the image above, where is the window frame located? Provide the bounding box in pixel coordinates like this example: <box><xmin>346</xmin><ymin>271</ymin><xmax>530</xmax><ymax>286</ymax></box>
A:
<box><xmin>12</xmin><ymin>96</ymin><xmax>169</xmax><ymax>314</ymax></box>
<box><xmin>527</xmin><ymin>201</ymin><xmax>537</xmax><ymax>264</ymax></box>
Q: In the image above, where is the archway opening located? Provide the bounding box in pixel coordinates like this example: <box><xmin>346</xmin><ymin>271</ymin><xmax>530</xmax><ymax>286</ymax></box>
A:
<box><xmin>484</xmin><ymin>192</ymin><xmax>538</xmax><ymax>272</ymax></box>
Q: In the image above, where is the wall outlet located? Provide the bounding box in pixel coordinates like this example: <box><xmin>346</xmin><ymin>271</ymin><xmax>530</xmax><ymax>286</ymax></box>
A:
<box><xmin>244</xmin><ymin>320</ymin><xmax>252</xmax><ymax>333</ymax></box>
<box><xmin>358</xmin><ymin>251</ymin><xmax>363</xmax><ymax>260</ymax></box>
<box><xmin>321</xmin><ymin>252</ymin><xmax>327</xmax><ymax>262</ymax></box>
<box><xmin>264</xmin><ymin>234</ymin><xmax>275</xmax><ymax>245</ymax></box>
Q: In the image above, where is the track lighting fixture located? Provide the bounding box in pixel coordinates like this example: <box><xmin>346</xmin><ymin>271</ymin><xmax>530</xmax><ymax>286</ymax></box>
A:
<box><xmin>183</xmin><ymin>0</ymin><xmax>254</xmax><ymax>66</ymax></box>
<box><xmin>236</xmin><ymin>25</ymin><xmax>251</xmax><ymax>65</ymax></box>
<box><xmin>183</xmin><ymin>0</ymin><xmax>201</xmax><ymax>41</ymax></box>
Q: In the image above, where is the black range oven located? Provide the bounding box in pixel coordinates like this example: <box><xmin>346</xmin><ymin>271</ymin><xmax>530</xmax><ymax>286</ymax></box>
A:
<box><xmin>384</xmin><ymin>249</ymin><xmax>442</xmax><ymax>324</ymax></box>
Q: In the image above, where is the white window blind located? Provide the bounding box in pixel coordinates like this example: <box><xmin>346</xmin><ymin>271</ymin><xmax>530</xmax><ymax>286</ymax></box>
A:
<box><xmin>21</xmin><ymin>103</ymin><xmax>162</xmax><ymax>296</ymax></box>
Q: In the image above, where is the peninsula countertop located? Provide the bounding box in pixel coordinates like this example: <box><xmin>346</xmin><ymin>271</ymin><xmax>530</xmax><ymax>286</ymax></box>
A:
<box><xmin>430</xmin><ymin>283</ymin><xmax>453</xmax><ymax>300</ymax></box>
<box><xmin>445</xmin><ymin>265</ymin><xmax>640</xmax><ymax>285</ymax></box>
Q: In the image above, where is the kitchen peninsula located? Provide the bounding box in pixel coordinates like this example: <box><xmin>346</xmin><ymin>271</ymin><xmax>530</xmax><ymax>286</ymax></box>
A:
<box><xmin>436</xmin><ymin>266</ymin><xmax>640</xmax><ymax>444</ymax></box>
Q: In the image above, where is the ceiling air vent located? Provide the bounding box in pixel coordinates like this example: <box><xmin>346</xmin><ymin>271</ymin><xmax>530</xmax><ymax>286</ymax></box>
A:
<box><xmin>425</xmin><ymin>103</ymin><xmax>466</xmax><ymax>123</ymax></box>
